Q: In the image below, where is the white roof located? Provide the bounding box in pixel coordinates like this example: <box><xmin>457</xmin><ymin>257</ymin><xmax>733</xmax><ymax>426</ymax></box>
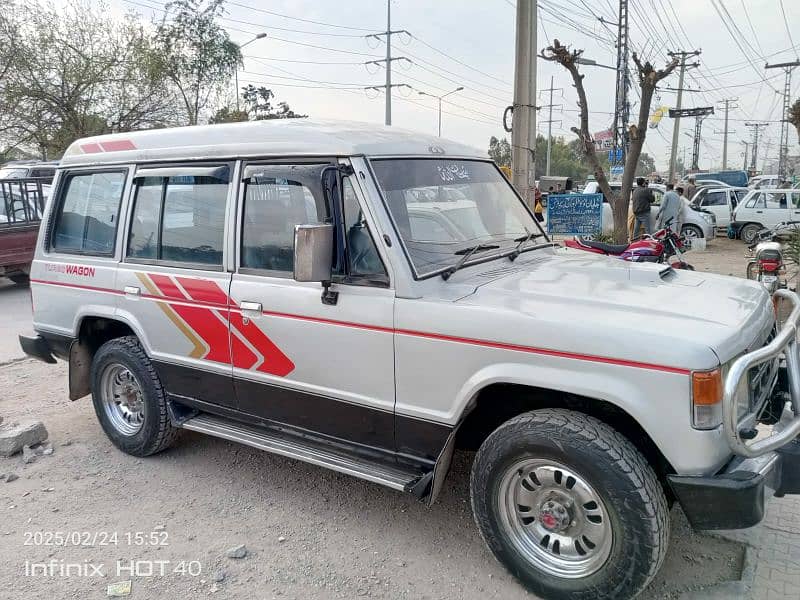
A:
<box><xmin>60</xmin><ymin>119</ymin><xmax>486</xmax><ymax>166</ymax></box>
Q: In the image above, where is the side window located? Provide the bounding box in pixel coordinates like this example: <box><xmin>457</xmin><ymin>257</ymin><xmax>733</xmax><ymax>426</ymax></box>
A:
<box><xmin>241</xmin><ymin>163</ymin><xmax>328</xmax><ymax>274</ymax></box>
<box><xmin>704</xmin><ymin>191</ymin><xmax>727</xmax><ymax>206</ymax></box>
<box><xmin>52</xmin><ymin>171</ymin><xmax>125</xmax><ymax>254</ymax></box>
<box><xmin>745</xmin><ymin>193</ymin><xmax>764</xmax><ymax>209</ymax></box>
<box><xmin>791</xmin><ymin>192</ymin><xmax>800</xmax><ymax>209</ymax></box>
<box><xmin>342</xmin><ymin>177</ymin><xmax>386</xmax><ymax>280</ymax></box>
<box><xmin>764</xmin><ymin>192</ymin><xmax>787</xmax><ymax>209</ymax></box>
<box><xmin>127</xmin><ymin>171</ymin><xmax>227</xmax><ymax>267</ymax></box>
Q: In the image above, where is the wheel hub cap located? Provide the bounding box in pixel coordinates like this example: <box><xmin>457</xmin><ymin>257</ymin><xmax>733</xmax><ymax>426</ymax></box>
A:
<box><xmin>100</xmin><ymin>363</ymin><xmax>145</xmax><ymax>436</ymax></box>
<box><xmin>498</xmin><ymin>459</ymin><xmax>613</xmax><ymax>579</ymax></box>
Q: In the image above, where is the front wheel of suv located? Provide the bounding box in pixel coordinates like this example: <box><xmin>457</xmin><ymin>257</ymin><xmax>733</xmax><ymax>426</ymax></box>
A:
<box><xmin>470</xmin><ymin>408</ymin><xmax>669</xmax><ymax>600</ymax></box>
<box><xmin>90</xmin><ymin>336</ymin><xmax>178</xmax><ymax>457</ymax></box>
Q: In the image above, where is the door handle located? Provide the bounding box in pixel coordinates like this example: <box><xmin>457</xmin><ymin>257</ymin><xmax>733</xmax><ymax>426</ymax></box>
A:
<box><xmin>124</xmin><ymin>285</ymin><xmax>140</xmax><ymax>296</ymax></box>
<box><xmin>240</xmin><ymin>301</ymin><xmax>262</xmax><ymax>313</ymax></box>
<box><xmin>755</xmin><ymin>210</ymin><xmax>763</xmax><ymax>214</ymax></box>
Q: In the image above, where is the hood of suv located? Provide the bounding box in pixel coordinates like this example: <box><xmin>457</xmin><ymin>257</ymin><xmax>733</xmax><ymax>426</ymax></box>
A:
<box><xmin>449</xmin><ymin>248</ymin><xmax>773</xmax><ymax>370</ymax></box>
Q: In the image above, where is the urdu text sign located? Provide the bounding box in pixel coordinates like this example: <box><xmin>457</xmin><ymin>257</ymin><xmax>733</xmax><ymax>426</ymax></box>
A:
<box><xmin>546</xmin><ymin>194</ymin><xmax>603</xmax><ymax>235</ymax></box>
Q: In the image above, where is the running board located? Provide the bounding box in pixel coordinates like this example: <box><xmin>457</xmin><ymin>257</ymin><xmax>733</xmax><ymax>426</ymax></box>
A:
<box><xmin>180</xmin><ymin>413</ymin><xmax>425</xmax><ymax>493</ymax></box>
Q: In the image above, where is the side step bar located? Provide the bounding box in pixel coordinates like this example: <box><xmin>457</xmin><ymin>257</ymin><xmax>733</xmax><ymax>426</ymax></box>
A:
<box><xmin>180</xmin><ymin>413</ymin><xmax>425</xmax><ymax>493</ymax></box>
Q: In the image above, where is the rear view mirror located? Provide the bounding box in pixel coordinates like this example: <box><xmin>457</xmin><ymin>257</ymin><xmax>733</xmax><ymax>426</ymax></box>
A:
<box><xmin>293</xmin><ymin>223</ymin><xmax>333</xmax><ymax>283</ymax></box>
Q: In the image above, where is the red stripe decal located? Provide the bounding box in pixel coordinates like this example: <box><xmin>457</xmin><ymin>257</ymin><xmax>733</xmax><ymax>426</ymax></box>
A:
<box><xmin>28</xmin><ymin>279</ymin><xmax>690</xmax><ymax>375</ymax></box>
<box><xmin>99</xmin><ymin>139</ymin><xmax>136</xmax><ymax>152</ymax></box>
<box><xmin>169</xmin><ymin>304</ymin><xmax>230</xmax><ymax>363</ymax></box>
<box><xmin>80</xmin><ymin>143</ymin><xmax>102</xmax><ymax>154</ymax></box>
<box><xmin>229</xmin><ymin>312</ymin><xmax>295</xmax><ymax>376</ymax></box>
<box><xmin>149</xmin><ymin>274</ymin><xmax>188</xmax><ymax>301</ymax></box>
<box><xmin>175</xmin><ymin>276</ymin><xmax>230</xmax><ymax>306</ymax></box>
<box><xmin>230</xmin><ymin>330</ymin><xmax>259</xmax><ymax>370</ymax></box>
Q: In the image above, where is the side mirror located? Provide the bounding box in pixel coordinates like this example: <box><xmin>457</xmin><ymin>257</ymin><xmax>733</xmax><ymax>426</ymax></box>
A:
<box><xmin>293</xmin><ymin>223</ymin><xmax>333</xmax><ymax>283</ymax></box>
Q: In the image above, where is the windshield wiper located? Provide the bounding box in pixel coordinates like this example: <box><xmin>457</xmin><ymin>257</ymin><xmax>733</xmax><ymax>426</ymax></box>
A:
<box><xmin>508</xmin><ymin>227</ymin><xmax>544</xmax><ymax>261</ymax></box>
<box><xmin>441</xmin><ymin>244</ymin><xmax>500</xmax><ymax>280</ymax></box>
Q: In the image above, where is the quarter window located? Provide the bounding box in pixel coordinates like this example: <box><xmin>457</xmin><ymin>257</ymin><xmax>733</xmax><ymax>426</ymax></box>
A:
<box><xmin>127</xmin><ymin>171</ymin><xmax>228</xmax><ymax>266</ymax></box>
<box><xmin>52</xmin><ymin>171</ymin><xmax>126</xmax><ymax>254</ymax></box>
<box><xmin>241</xmin><ymin>164</ymin><xmax>329</xmax><ymax>274</ymax></box>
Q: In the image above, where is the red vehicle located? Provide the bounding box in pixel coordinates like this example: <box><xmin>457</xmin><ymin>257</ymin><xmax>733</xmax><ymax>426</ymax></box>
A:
<box><xmin>0</xmin><ymin>177</ymin><xmax>49</xmax><ymax>284</ymax></box>
<box><xmin>564</xmin><ymin>224</ymin><xmax>694</xmax><ymax>270</ymax></box>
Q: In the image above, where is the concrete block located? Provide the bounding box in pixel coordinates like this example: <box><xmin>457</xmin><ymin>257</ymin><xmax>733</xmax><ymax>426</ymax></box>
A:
<box><xmin>0</xmin><ymin>421</ymin><xmax>48</xmax><ymax>457</ymax></box>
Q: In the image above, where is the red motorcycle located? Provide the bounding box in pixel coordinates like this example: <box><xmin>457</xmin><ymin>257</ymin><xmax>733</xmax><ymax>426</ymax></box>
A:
<box><xmin>564</xmin><ymin>220</ymin><xmax>694</xmax><ymax>270</ymax></box>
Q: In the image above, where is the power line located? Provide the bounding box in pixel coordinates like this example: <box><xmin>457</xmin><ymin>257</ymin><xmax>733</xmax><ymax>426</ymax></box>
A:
<box><xmin>224</xmin><ymin>0</ymin><xmax>377</xmax><ymax>32</ymax></box>
<box><xmin>778</xmin><ymin>1</ymin><xmax>799</xmax><ymax>60</ymax></box>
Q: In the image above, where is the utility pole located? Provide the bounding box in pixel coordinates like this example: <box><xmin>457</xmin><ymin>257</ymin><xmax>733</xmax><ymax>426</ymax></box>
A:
<box><xmin>741</xmin><ymin>140</ymin><xmax>750</xmax><ymax>171</ymax></box>
<box><xmin>762</xmin><ymin>138</ymin><xmax>774</xmax><ymax>173</ymax></box>
<box><xmin>715</xmin><ymin>98</ymin><xmax>738</xmax><ymax>170</ymax></box>
<box><xmin>744</xmin><ymin>122</ymin><xmax>768</xmax><ymax>174</ymax></box>
<box><xmin>510</xmin><ymin>0</ymin><xmax>537</xmax><ymax>204</ymax></box>
<box><xmin>611</xmin><ymin>0</ymin><xmax>630</xmax><ymax>169</ymax></box>
<box><xmin>765</xmin><ymin>60</ymin><xmax>800</xmax><ymax>180</ymax></box>
<box><xmin>539</xmin><ymin>76</ymin><xmax>562</xmax><ymax>176</ymax></box>
<box><xmin>691</xmin><ymin>115</ymin><xmax>710</xmax><ymax>171</ymax></box>
<box><xmin>365</xmin><ymin>1</ymin><xmax>410</xmax><ymax>125</ymax></box>
<box><xmin>667</xmin><ymin>50</ymin><xmax>701</xmax><ymax>182</ymax></box>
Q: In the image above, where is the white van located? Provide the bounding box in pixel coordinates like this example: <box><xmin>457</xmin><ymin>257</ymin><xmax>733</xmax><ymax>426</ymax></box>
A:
<box><xmin>18</xmin><ymin>119</ymin><xmax>800</xmax><ymax>600</ymax></box>
<box><xmin>731</xmin><ymin>189</ymin><xmax>800</xmax><ymax>243</ymax></box>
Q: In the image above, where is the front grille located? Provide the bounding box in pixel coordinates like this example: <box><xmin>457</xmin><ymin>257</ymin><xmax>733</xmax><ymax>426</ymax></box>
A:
<box><xmin>747</xmin><ymin>326</ymin><xmax>779</xmax><ymax>417</ymax></box>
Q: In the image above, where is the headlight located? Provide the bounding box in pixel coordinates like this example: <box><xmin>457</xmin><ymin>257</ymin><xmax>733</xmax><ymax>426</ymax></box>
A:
<box><xmin>701</xmin><ymin>212</ymin><xmax>715</xmax><ymax>224</ymax></box>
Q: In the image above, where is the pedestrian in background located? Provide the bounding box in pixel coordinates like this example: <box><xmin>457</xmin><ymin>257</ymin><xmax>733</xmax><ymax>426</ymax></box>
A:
<box><xmin>657</xmin><ymin>183</ymin><xmax>681</xmax><ymax>233</ymax></box>
<box><xmin>533</xmin><ymin>187</ymin><xmax>544</xmax><ymax>222</ymax></box>
<box><xmin>676</xmin><ymin>186</ymin><xmax>690</xmax><ymax>229</ymax></box>
<box><xmin>631</xmin><ymin>177</ymin><xmax>654</xmax><ymax>238</ymax></box>
<box><xmin>686</xmin><ymin>176</ymin><xmax>697</xmax><ymax>203</ymax></box>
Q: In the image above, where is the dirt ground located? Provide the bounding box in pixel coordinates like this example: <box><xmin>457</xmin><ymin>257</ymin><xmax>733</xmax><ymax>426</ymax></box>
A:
<box><xmin>0</xmin><ymin>235</ymin><xmax>754</xmax><ymax>600</ymax></box>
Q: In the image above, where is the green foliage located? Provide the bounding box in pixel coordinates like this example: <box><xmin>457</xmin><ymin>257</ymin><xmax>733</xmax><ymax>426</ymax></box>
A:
<box><xmin>789</xmin><ymin>98</ymin><xmax>800</xmax><ymax>144</ymax></box>
<box><xmin>208</xmin><ymin>107</ymin><xmax>249</xmax><ymax>124</ymax></box>
<box><xmin>150</xmin><ymin>0</ymin><xmax>241</xmax><ymax>125</ymax></box>
<box><xmin>488</xmin><ymin>136</ymin><xmax>512</xmax><ymax>166</ymax></box>
<box><xmin>210</xmin><ymin>85</ymin><xmax>306</xmax><ymax>124</ymax></box>
<box><xmin>0</xmin><ymin>0</ymin><xmax>181</xmax><ymax>158</ymax></box>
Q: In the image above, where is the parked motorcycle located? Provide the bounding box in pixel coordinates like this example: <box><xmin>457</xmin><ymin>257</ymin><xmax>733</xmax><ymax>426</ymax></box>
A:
<box><xmin>745</xmin><ymin>221</ymin><xmax>800</xmax><ymax>293</ymax></box>
<box><xmin>564</xmin><ymin>219</ymin><xmax>694</xmax><ymax>270</ymax></box>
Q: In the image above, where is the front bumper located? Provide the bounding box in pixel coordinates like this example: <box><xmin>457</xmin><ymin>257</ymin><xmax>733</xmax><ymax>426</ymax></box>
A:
<box><xmin>669</xmin><ymin>441</ymin><xmax>800</xmax><ymax>529</ymax></box>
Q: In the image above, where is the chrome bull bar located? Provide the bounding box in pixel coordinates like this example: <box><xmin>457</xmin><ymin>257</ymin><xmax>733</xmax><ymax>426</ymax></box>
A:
<box><xmin>724</xmin><ymin>289</ymin><xmax>800</xmax><ymax>457</ymax></box>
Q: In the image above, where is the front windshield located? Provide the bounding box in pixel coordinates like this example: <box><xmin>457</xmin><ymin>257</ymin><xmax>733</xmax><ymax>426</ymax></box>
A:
<box><xmin>371</xmin><ymin>158</ymin><xmax>543</xmax><ymax>276</ymax></box>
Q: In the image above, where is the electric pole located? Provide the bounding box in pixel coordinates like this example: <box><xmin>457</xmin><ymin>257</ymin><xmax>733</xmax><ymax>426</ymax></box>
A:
<box><xmin>539</xmin><ymin>76</ymin><xmax>562</xmax><ymax>176</ymax></box>
<box><xmin>715</xmin><ymin>98</ymin><xmax>738</xmax><ymax>170</ymax></box>
<box><xmin>691</xmin><ymin>114</ymin><xmax>710</xmax><ymax>171</ymax></box>
<box><xmin>365</xmin><ymin>1</ymin><xmax>410</xmax><ymax>125</ymax></box>
<box><xmin>744</xmin><ymin>122</ymin><xmax>768</xmax><ymax>173</ymax></box>
<box><xmin>667</xmin><ymin>50</ymin><xmax>701</xmax><ymax>182</ymax></box>
<box><xmin>510</xmin><ymin>0</ymin><xmax>537</xmax><ymax>204</ymax></box>
<box><xmin>611</xmin><ymin>0</ymin><xmax>630</xmax><ymax>169</ymax></box>
<box><xmin>741</xmin><ymin>140</ymin><xmax>750</xmax><ymax>171</ymax></box>
<box><xmin>765</xmin><ymin>60</ymin><xmax>800</xmax><ymax>181</ymax></box>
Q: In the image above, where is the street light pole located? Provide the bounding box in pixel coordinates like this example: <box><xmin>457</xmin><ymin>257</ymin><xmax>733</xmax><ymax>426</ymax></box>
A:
<box><xmin>235</xmin><ymin>33</ymin><xmax>267</xmax><ymax>113</ymax></box>
<box><xmin>418</xmin><ymin>87</ymin><xmax>464</xmax><ymax>137</ymax></box>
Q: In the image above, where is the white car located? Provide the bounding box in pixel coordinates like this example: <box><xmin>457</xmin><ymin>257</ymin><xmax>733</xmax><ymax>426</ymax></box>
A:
<box><xmin>749</xmin><ymin>174</ymin><xmax>782</xmax><ymax>190</ymax></box>
<box><xmin>19</xmin><ymin>120</ymin><xmax>800</xmax><ymax>600</ymax></box>
<box><xmin>581</xmin><ymin>181</ymin><xmax>715</xmax><ymax>239</ymax></box>
<box><xmin>731</xmin><ymin>188</ymin><xmax>800</xmax><ymax>243</ymax></box>
<box><xmin>690</xmin><ymin>186</ymin><xmax>749</xmax><ymax>228</ymax></box>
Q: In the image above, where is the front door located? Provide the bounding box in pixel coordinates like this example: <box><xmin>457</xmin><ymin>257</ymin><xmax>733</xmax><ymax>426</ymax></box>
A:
<box><xmin>228</xmin><ymin>159</ymin><xmax>396</xmax><ymax>450</ymax></box>
<box><xmin>116</xmin><ymin>163</ymin><xmax>235</xmax><ymax>408</ymax></box>
<box><xmin>700</xmin><ymin>190</ymin><xmax>730</xmax><ymax>227</ymax></box>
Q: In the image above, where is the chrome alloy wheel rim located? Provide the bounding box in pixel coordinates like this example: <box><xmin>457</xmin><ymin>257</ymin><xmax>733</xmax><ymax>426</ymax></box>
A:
<box><xmin>683</xmin><ymin>227</ymin><xmax>700</xmax><ymax>239</ymax></box>
<box><xmin>498</xmin><ymin>459</ymin><xmax>613</xmax><ymax>578</ymax></box>
<box><xmin>100</xmin><ymin>363</ymin><xmax>145</xmax><ymax>436</ymax></box>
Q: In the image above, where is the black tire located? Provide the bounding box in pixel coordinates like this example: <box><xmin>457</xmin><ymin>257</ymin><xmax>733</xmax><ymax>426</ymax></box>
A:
<box><xmin>90</xmin><ymin>336</ymin><xmax>178</xmax><ymax>456</ymax></box>
<box><xmin>740</xmin><ymin>223</ymin><xmax>762</xmax><ymax>245</ymax></box>
<box><xmin>9</xmin><ymin>273</ymin><xmax>29</xmax><ymax>285</ymax></box>
<box><xmin>470</xmin><ymin>409</ymin><xmax>669</xmax><ymax>600</ymax></box>
<box><xmin>681</xmin><ymin>224</ymin><xmax>703</xmax><ymax>240</ymax></box>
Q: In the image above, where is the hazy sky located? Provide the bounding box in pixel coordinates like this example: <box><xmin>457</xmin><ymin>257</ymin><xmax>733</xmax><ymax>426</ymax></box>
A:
<box><xmin>105</xmin><ymin>0</ymin><xmax>799</xmax><ymax>173</ymax></box>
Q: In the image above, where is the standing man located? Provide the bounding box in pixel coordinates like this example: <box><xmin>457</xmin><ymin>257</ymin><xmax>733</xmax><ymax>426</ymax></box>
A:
<box><xmin>632</xmin><ymin>177</ymin><xmax>654</xmax><ymax>238</ymax></box>
<box><xmin>657</xmin><ymin>183</ymin><xmax>681</xmax><ymax>232</ymax></box>
<box><xmin>686</xmin><ymin>176</ymin><xmax>697</xmax><ymax>203</ymax></box>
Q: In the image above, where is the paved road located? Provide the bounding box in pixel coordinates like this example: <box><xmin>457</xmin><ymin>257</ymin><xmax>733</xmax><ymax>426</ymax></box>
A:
<box><xmin>0</xmin><ymin>279</ymin><xmax>31</xmax><ymax>363</ymax></box>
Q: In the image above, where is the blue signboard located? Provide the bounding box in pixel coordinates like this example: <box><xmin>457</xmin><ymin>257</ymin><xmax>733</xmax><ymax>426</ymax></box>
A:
<box><xmin>546</xmin><ymin>193</ymin><xmax>603</xmax><ymax>235</ymax></box>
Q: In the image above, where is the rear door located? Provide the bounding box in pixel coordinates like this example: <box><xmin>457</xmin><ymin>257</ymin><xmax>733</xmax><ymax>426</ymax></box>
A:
<box><xmin>116</xmin><ymin>163</ymin><xmax>236</xmax><ymax>408</ymax></box>
<box><xmin>228</xmin><ymin>159</ymin><xmax>396</xmax><ymax>450</ymax></box>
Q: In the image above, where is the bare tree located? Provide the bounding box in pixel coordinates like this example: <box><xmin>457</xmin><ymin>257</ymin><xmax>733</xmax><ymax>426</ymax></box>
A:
<box><xmin>541</xmin><ymin>40</ymin><xmax>678</xmax><ymax>243</ymax></box>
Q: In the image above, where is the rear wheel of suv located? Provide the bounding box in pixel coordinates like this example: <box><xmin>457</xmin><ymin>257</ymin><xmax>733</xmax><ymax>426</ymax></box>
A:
<box><xmin>90</xmin><ymin>336</ymin><xmax>178</xmax><ymax>457</ymax></box>
<box><xmin>470</xmin><ymin>409</ymin><xmax>669</xmax><ymax>600</ymax></box>
<box><xmin>740</xmin><ymin>223</ymin><xmax>762</xmax><ymax>245</ymax></box>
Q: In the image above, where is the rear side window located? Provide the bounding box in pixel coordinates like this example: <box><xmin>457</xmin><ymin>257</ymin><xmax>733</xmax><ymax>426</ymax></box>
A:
<box><xmin>52</xmin><ymin>171</ymin><xmax>126</xmax><ymax>254</ymax></box>
<box><xmin>127</xmin><ymin>171</ymin><xmax>228</xmax><ymax>267</ymax></box>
